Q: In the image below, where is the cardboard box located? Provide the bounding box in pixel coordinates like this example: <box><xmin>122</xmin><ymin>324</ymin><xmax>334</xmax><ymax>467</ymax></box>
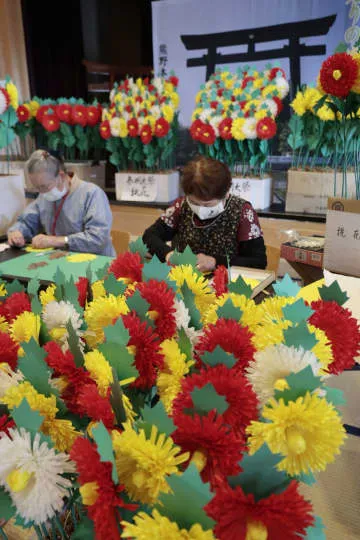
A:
<box><xmin>231</xmin><ymin>176</ymin><xmax>272</xmax><ymax>210</ymax></box>
<box><xmin>280</xmin><ymin>241</ymin><xmax>324</xmax><ymax>268</ymax></box>
<box><xmin>324</xmin><ymin>197</ymin><xmax>360</xmax><ymax>277</ymax></box>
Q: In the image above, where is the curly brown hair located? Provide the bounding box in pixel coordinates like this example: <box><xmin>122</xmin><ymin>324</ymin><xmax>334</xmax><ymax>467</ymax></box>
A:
<box><xmin>181</xmin><ymin>155</ymin><xmax>232</xmax><ymax>200</ymax></box>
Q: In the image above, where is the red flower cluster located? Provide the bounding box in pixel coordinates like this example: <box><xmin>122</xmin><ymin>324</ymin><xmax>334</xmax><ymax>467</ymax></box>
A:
<box><xmin>154</xmin><ymin>117</ymin><xmax>170</xmax><ymax>138</ymax></box>
<box><xmin>212</xmin><ymin>265</ymin><xmax>229</xmax><ymax>296</ymax></box>
<box><xmin>268</xmin><ymin>67</ymin><xmax>286</xmax><ymax>80</ymax></box>
<box><xmin>189</xmin><ymin>120</ymin><xmax>216</xmax><ymax>145</ymax></box>
<box><xmin>0</xmin><ymin>332</ymin><xmax>19</xmax><ymax>370</ymax></box>
<box><xmin>0</xmin><ymin>414</ymin><xmax>15</xmax><ymax>436</ymax></box>
<box><xmin>37</xmin><ymin>102</ymin><xmax>102</xmax><ymax>132</ymax></box>
<box><xmin>100</xmin><ymin>120</ymin><xmax>111</xmax><ymax>139</ymax></box>
<box><xmin>127</xmin><ymin>118</ymin><xmax>139</xmax><ymax>138</ymax></box>
<box><xmin>2</xmin><ymin>292</ymin><xmax>31</xmax><ymax>322</ymax></box>
<box><xmin>136</xmin><ymin>279</ymin><xmax>177</xmax><ymax>340</ymax></box>
<box><xmin>218</xmin><ymin>118</ymin><xmax>233</xmax><ymax>140</ymax></box>
<box><xmin>75</xmin><ymin>277</ymin><xmax>89</xmax><ymax>308</ymax></box>
<box><xmin>140</xmin><ymin>124</ymin><xmax>152</xmax><ymax>145</ymax></box>
<box><xmin>319</xmin><ymin>52</ymin><xmax>358</xmax><ymax>98</ymax></box>
<box><xmin>256</xmin><ymin>117</ymin><xmax>277</xmax><ymax>139</ymax></box>
<box><xmin>108</xmin><ymin>252</ymin><xmax>143</xmax><ymax>283</ymax></box>
<box><xmin>16</xmin><ymin>105</ymin><xmax>30</xmax><ymax>123</ymax></box>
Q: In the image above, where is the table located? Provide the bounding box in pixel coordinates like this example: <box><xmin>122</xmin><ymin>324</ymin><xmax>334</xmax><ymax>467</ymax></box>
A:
<box><xmin>285</xmin><ymin>260</ymin><xmax>324</xmax><ymax>286</ymax></box>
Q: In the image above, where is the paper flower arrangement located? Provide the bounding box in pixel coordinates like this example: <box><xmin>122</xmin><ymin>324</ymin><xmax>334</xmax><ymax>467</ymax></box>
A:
<box><xmin>0</xmin><ymin>78</ymin><xmax>19</xmax><ymax>153</ymax></box>
<box><xmin>0</xmin><ymin>243</ymin><xmax>358</xmax><ymax>539</ymax></box>
<box><xmin>101</xmin><ymin>75</ymin><xmax>180</xmax><ymax>171</ymax></box>
<box><xmin>190</xmin><ymin>65</ymin><xmax>289</xmax><ymax>177</ymax></box>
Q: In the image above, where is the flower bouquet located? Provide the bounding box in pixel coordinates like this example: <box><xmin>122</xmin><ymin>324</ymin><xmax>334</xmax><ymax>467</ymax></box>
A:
<box><xmin>0</xmin><ymin>78</ymin><xmax>26</xmax><ymax>235</ymax></box>
<box><xmin>286</xmin><ymin>50</ymin><xmax>360</xmax><ymax>213</ymax></box>
<box><xmin>0</xmin><ymin>243</ymin><xmax>358</xmax><ymax>539</ymax></box>
<box><xmin>101</xmin><ymin>75</ymin><xmax>180</xmax><ymax>203</ymax></box>
<box><xmin>189</xmin><ymin>65</ymin><xmax>289</xmax><ymax>209</ymax></box>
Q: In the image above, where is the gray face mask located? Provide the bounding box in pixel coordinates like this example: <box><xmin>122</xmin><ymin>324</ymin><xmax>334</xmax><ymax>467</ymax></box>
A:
<box><xmin>187</xmin><ymin>198</ymin><xmax>225</xmax><ymax>220</ymax></box>
<box><xmin>43</xmin><ymin>185</ymin><xmax>68</xmax><ymax>202</ymax></box>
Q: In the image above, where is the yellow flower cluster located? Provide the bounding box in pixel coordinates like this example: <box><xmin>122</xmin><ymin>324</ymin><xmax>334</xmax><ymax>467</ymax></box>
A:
<box><xmin>290</xmin><ymin>86</ymin><xmax>336</xmax><ymax>121</ymax></box>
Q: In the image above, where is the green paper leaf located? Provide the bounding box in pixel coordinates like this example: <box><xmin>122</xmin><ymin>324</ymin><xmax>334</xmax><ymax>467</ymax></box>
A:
<box><xmin>156</xmin><ymin>464</ymin><xmax>215</xmax><ymax>530</ymax></box>
<box><xmin>129</xmin><ymin>237</ymin><xmax>149</xmax><ymax>262</ymax></box>
<box><xmin>5</xmin><ymin>279</ymin><xmax>25</xmax><ymax>295</ymax></box>
<box><xmin>274</xmin><ymin>365</ymin><xmax>322</xmax><ymax>403</ymax></box>
<box><xmin>228</xmin><ymin>275</ymin><xmax>252</xmax><ymax>298</ymax></box>
<box><xmin>188</xmin><ymin>383</ymin><xmax>228</xmax><ymax>416</ymax></box>
<box><xmin>319</xmin><ymin>281</ymin><xmax>349</xmax><ymax>306</ymax></box>
<box><xmin>71</xmin><ymin>515</ymin><xmax>95</xmax><ymax>539</ymax></box>
<box><xmin>103</xmin><ymin>318</ymin><xmax>130</xmax><ymax>346</ymax></box>
<box><xmin>31</xmin><ymin>294</ymin><xmax>42</xmax><ymax>316</ymax></box>
<box><xmin>27</xmin><ymin>278</ymin><xmax>40</xmax><ymax>297</ymax></box>
<box><xmin>201</xmin><ymin>345</ymin><xmax>236</xmax><ymax>369</ymax></box>
<box><xmin>142</xmin><ymin>255</ymin><xmax>170</xmax><ymax>283</ymax></box>
<box><xmin>19</xmin><ymin>339</ymin><xmax>53</xmax><ymax>396</ymax></box>
<box><xmin>180</xmin><ymin>283</ymin><xmax>202</xmax><ymax>330</ymax></box>
<box><xmin>92</xmin><ymin>421</ymin><xmax>119</xmax><ymax>484</ymax></box>
<box><xmin>178</xmin><ymin>327</ymin><xmax>193</xmax><ymax>361</ymax></box>
<box><xmin>0</xmin><ymin>488</ymin><xmax>16</xmax><ymax>521</ymax></box>
<box><xmin>63</xmin><ymin>276</ymin><xmax>82</xmax><ymax>315</ymax></box>
<box><xmin>99</xmin><ymin>342</ymin><xmax>138</xmax><ymax>381</ymax></box>
<box><xmin>104</xmin><ymin>272</ymin><xmax>127</xmax><ymax>296</ymax></box>
<box><xmin>273</xmin><ymin>274</ymin><xmax>301</xmax><ymax>297</ymax></box>
<box><xmin>305</xmin><ymin>516</ymin><xmax>326</xmax><ymax>539</ymax></box>
<box><xmin>141</xmin><ymin>401</ymin><xmax>176</xmax><ymax>436</ymax></box>
<box><xmin>66</xmin><ymin>321</ymin><xmax>84</xmax><ymax>368</ymax></box>
<box><xmin>216</xmin><ymin>298</ymin><xmax>243</xmax><ymax>321</ymax></box>
<box><xmin>228</xmin><ymin>444</ymin><xmax>290</xmax><ymax>501</ymax></box>
<box><xmin>169</xmin><ymin>246</ymin><xmax>198</xmax><ymax>267</ymax></box>
<box><xmin>109</xmin><ymin>369</ymin><xmax>127</xmax><ymax>425</ymax></box>
<box><xmin>334</xmin><ymin>42</ymin><xmax>347</xmax><ymax>53</ymax></box>
<box><xmin>13</xmin><ymin>513</ymin><xmax>35</xmax><ymax>529</ymax></box>
<box><xmin>283</xmin><ymin>321</ymin><xmax>318</xmax><ymax>351</ymax></box>
<box><xmin>282</xmin><ymin>299</ymin><xmax>313</xmax><ymax>324</ymax></box>
<box><xmin>324</xmin><ymin>386</ymin><xmax>346</xmax><ymax>407</ymax></box>
<box><xmin>12</xmin><ymin>398</ymin><xmax>44</xmax><ymax>434</ymax></box>
<box><xmin>95</xmin><ymin>262</ymin><xmax>110</xmax><ymax>282</ymax></box>
<box><xmin>294</xmin><ymin>469</ymin><xmax>316</xmax><ymax>486</ymax></box>
<box><xmin>126</xmin><ymin>289</ymin><xmax>155</xmax><ymax>329</ymax></box>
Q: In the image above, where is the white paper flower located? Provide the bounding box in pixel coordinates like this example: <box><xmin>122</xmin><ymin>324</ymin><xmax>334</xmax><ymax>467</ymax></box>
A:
<box><xmin>209</xmin><ymin>114</ymin><xmax>223</xmax><ymax>136</ymax></box>
<box><xmin>110</xmin><ymin>117</ymin><xmax>122</xmax><ymax>137</ymax></box>
<box><xmin>0</xmin><ymin>365</ymin><xmax>23</xmax><ymax>399</ymax></box>
<box><xmin>0</xmin><ymin>428</ymin><xmax>75</xmax><ymax>525</ymax></box>
<box><xmin>263</xmin><ymin>99</ymin><xmax>278</xmax><ymax>117</ymax></box>
<box><xmin>275</xmin><ymin>77</ymin><xmax>290</xmax><ymax>99</ymax></box>
<box><xmin>173</xmin><ymin>298</ymin><xmax>202</xmax><ymax>347</ymax></box>
<box><xmin>245</xmin><ymin>344</ymin><xmax>321</xmax><ymax>406</ymax></box>
<box><xmin>42</xmin><ymin>301</ymin><xmax>83</xmax><ymax>350</ymax></box>
<box><xmin>199</xmin><ymin>109</ymin><xmax>212</xmax><ymax>122</ymax></box>
<box><xmin>242</xmin><ymin>118</ymin><xmax>257</xmax><ymax>139</ymax></box>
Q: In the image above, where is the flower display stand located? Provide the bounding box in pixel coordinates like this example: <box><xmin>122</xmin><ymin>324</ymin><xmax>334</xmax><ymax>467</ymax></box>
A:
<box><xmin>65</xmin><ymin>161</ymin><xmax>106</xmax><ymax>190</ymax></box>
<box><xmin>231</xmin><ymin>176</ymin><xmax>272</xmax><ymax>210</ymax></box>
<box><xmin>115</xmin><ymin>171</ymin><xmax>180</xmax><ymax>204</ymax></box>
<box><xmin>286</xmin><ymin>169</ymin><xmax>357</xmax><ymax>215</ymax></box>
<box><xmin>0</xmin><ymin>173</ymin><xmax>26</xmax><ymax>235</ymax></box>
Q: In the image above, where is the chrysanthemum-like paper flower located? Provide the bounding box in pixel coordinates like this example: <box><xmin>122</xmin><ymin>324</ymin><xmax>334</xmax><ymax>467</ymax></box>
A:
<box><xmin>122</xmin><ymin>509</ymin><xmax>215</xmax><ymax>540</ymax></box>
<box><xmin>84</xmin><ymin>294</ymin><xmax>129</xmax><ymax>347</ymax></box>
<box><xmin>246</xmin><ymin>392</ymin><xmax>346</xmax><ymax>476</ymax></box>
<box><xmin>0</xmin><ymin>427</ymin><xmax>74</xmax><ymax>525</ymax></box>
<box><xmin>0</xmin><ymin>364</ymin><xmax>23</xmax><ymax>398</ymax></box>
<box><xmin>112</xmin><ymin>423</ymin><xmax>188</xmax><ymax>505</ymax></box>
<box><xmin>168</xmin><ymin>265</ymin><xmax>215</xmax><ymax>319</ymax></box>
<box><xmin>84</xmin><ymin>350</ymin><xmax>113</xmax><ymax>397</ymax></box>
<box><xmin>10</xmin><ymin>312</ymin><xmax>40</xmax><ymax>355</ymax></box>
<box><xmin>39</xmin><ymin>284</ymin><xmax>56</xmax><ymax>306</ymax></box>
<box><xmin>42</xmin><ymin>300</ymin><xmax>83</xmax><ymax>348</ymax></box>
<box><xmin>246</xmin><ymin>344</ymin><xmax>321</xmax><ymax>406</ymax></box>
<box><xmin>203</xmin><ymin>292</ymin><xmax>261</xmax><ymax>331</ymax></box>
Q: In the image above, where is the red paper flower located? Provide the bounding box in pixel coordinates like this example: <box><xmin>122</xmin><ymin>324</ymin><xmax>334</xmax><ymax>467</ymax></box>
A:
<box><xmin>0</xmin><ymin>88</ymin><xmax>10</xmax><ymax>114</ymax></box>
<box><xmin>190</xmin><ymin>119</ymin><xmax>204</xmax><ymax>141</ymax></box>
<box><xmin>122</xmin><ymin>312</ymin><xmax>164</xmax><ymax>389</ymax></box>
<box><xmin>219</xmin><ymin>118</ymin><xmax>233</xmax><ymax>140</ymax></box>
<box><xmin>205</xmin><ymin>481</ymin><xmax>314</xmax><ymax>540</ymax></box>
<box><xmin>0</xmin><ymin>414</ymin><xmax>15</xmax><ymax>436</ymax></box>
<box><xmin>241</xmin><ymin>76</ymin><xmax>255</xmax><ymax>89</ymax></box>
<box><xmin>0</xmin><ymin>332</ymin><xmax>19</xmax><ymax>370</ymax></box>
<box><xmin>108</xmin><ymin>251</ymin><xmax>143</xmax><ymax>283</ymax></box>
<box><xmin>72</xmin><ymin>104</ymin><xmax>87</xmax><ymax>127</ymax></box>
<box><xmin>319</xmin><ymin>52</ymin><xmax>358</xmax><ymax>98</ymax></box>
<box><xmin>16</xmin><ymin>105</ymin><xmax>30</xmax><ymax>123</ymax></box>
<box><xmin>256</xmin><ymin>117</ymin><xmax>277</xmax><ymax>140</ymax></box>
<box><xmin>154</xmin><ymin>117</ymin><xmax>170</xmax><ymax>138</ymax></box>
<box><xmin>196</xmin><ymin>319</ymin><xmax>255</xmax><ymax>374</ymax></box>
<box><xmin>136</xmin><ymin>279</ymin><xmax>177</xmax><ymax>340</ymax></box>
<box><xmin>210</xmin><ymin>101</ymin><xmax>219</xmax><ymax>109</ymax></box>
<box><xmin>42</xmin><ymin>112</ymin><xmax>60</xmax><ymax>132</ymax></box>
<box><xmin>3</xmin><ymin>292</ymin><xmax>31</xmax><ymax>322</ymax></box>
<box><xmin>172</xmin><ymin>364</ymin><xmax>258</xmax><ymax>436</ymax></box>
<box><xmin>273</xmin><ymin>96</ymin><xmax>284</xmax><ymax>115</ymax></box>
<box><xmin>172</xmin><ymin>410</ymin><xmax>243</xmax><ymax>487</ymax></box>
<box><xmin>309</xmin><ymin>300</ymin><xmax>360</xmax><ymax>374</ymax></box>
<box><xmin>127</xmin><ymin>118</ymin><xmax>139</xmax><ymax>138</ymax></box>
<box><xmin>198</xmin><ymin>123</ymin><xmax>216</xmax><ymax>145</ymax></box>
<box><xmin>99</xmin><ymin>120</ymin><xmax>111</xmax><ymax>139</ymax></box>
<box><xmin>76</xmin><ymin>384</ymin><xmax>115</xmax><ymax>428</ymax></box>
<box><xmin>75</xmin><ymin>277</ymin><xmax>89</xmax><ymax>308</ymax></box>
<box><xmin>140</xmin><ymin>124</ymin><xmax>152</xmax><ymax>145</ymax></box>
<box><xmin>124</xmin><ymin>104</ymin><xmax>133</xmax><ymax>114</ymax></box>
<box><xmin>86</xmin><ymin>106</ymin><xmax>101</xmax><ymax>126</ymax></box>
<box><xmin>268</xmin><ymin>67</ymin><xmax>286</xmax><ymax>80</ymax></box>
<box><xmin>168</xmin><ymin>75</ymin><xmax>179</xmax><ymax>87</ymax></box>
<box><xmin>56</xmin><ymin>103</ymin><xmax>72</xmax><ymax>123</ymax></box>
<box><xmin>212</xmin><ymin>266</ymin><xmax>229</xmax><ymax>296</ymax></box>
<box><xmin>70</xmin><ymin>437</ymin><xmax>137</xmax><ymax>540</ymax></box>
<box><xmin>36</xmin><ymin>105</ymin><xmax>52</xmax><ymax>123</ymax></box>
<box><xmin>217</xmin><ymin>88</ymin><xmax>224</xmax><ymax>97</ymax></box>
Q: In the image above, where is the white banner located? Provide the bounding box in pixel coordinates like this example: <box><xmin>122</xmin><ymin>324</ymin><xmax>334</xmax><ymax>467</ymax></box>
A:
<box><xmin>152</xmin><ymin>0</ymin><xmax>349</xmax><ymax>126</ymax></box>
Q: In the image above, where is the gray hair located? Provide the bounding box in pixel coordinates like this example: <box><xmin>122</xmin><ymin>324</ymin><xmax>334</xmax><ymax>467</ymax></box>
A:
<box><xmin>25</xmin><ymin>150</ymin><xmax>66</xmax><ymax>178</ymax></box>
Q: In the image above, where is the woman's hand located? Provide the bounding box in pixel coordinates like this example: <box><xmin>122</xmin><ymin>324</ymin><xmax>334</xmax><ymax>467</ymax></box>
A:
<box><xmin>32</xmin><ymin>235</ymin><xmax>66</xmax><ymax>249</ymax></box>
<box><xmin>8</xmin><ymin>230</ymin><xmax>25</xmax><ymax>247</ymax></box>
<box><xmin>196</xmin><ymin>253</ymin><xmax>216</xmax><ymax>273</ymax></box>
<box><xmin>165</xmin><ymin>251</ymin><xmax>174</xmax><ymax>263</ymax></box>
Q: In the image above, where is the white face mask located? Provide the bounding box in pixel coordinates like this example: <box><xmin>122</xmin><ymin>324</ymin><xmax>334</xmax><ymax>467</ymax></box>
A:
<box><xmin>43</xmin><ymin>184</ymin><xmax>68</xmax><ymax>202</ymax></box>
<box><xmin>187</xmin><ymin>198</ymin><xmax>225</xmax><ymax>220</ymax></box>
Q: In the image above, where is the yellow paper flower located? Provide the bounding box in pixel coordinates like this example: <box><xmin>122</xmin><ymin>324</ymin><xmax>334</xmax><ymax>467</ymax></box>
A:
<box><xmin>203</xmin><ymin>292</ymin><xmax>261</xmax><ymax>331</ymax></box>
<box><xmin>254</xmin><ymin>109</ymin><xmax>268</xmax><ymax>120</ymax></box>
<box><xmin>304</xmin><ymin>87</ymin><xmax>323</xmax><ymax>111</ymax></box>
<box><xmin>244</xmin><ymin>99</ymin><xmax>260</xmax><ymax>113</ymax></box>
<box><xmin>0</xmin><ymin>316</ymin><xmax>8</xmax><ymax>333</ymax></box>
<box><xmin>67</xmin><ymin>253</ymin><xmax>97</xmax><ymax>263</ymax></box>
<box><xmin>170</xmin><ymin>92</ymin><xmax>180</xmax><ymax>108</ymax></box>
<box><xmin>247</xmin><ymin>393</ymin><xmax>346</xmax><ymax>476</ymax></box>
<box><xmin>231</xmin><ymin>117</ymin><xmax>246</xmax><ymax>140</ymax></box>
<box><xmin>161</xmin><ymin>104</ymin><xmax>174</xmax><ymax>123</ymax></box>
<box><xmin>350</xmin><ymin>51</ymin><xmax>360</xmax><ymax>93</ymax></box>
<box><xmin>10</xmin><ymin>312</ymin><xmax>40</xmax><ymax>354</ymax></box>
<box><xmin>291</xmin><ymin>91</ymin><xmax>307</xmax><ymax>116</ymax></box>
<box><xmin>144</xmin><ymin>115</ymin><xmax>156</xmax><ymax>131</ymax></box>
<box><xmin>256</xmin><ymin>296</ymin><xmax>296</xmax><ymax>325</ymax></box>
<box><xmin>84</xmin><ymin>350</ymin><xmax>113</xmax><ymax>396</ymax></box>
<box><xmin>0</xmin><ymin>283</ymin><xmax>7</xmax><ymax>297</ymax></box>
<box><xmin>91</xmin><ymin>280</ymin><xmax>106</xmax><ymax>299</ymax></box>
<box><xmin>28</xmin><ymin>100</ymin><xmax>40</xmax><ymax>117</ymax></box>
<box><xmin>112</xmin><ymin>423</ymin><xmax>189</xmax><ymax>504</ymax></box>
<box><xmin>6</xmin><ymin>81</ymin><xmax>18</xmax><ymax>110</ymax></box>
<box><xmin>157</xmin><ymin>339</ymin><xmax>194</xmax><ymax>413</ymax></box>
<box><xmin>192</xmin><ymin>108</ymin><xmax>203</xmax><ymax>121</ymax></box>
<box><xmin>122</xmin><ymin>509</ymin><xmax>215</xmax><ymax>540</ymax></box>
<box><xmin>316</xmin><ymin>104</ymin><xmax>335</xmax><ymax>121</ymax></box>
<box><xmin>42</xmin><ymin>418</ymin><xmax>79</xmax><ymax>452</ymax></box>
<box><xmin>168</xmin><ymin>265</ymin><xmax>215</xmax><ymax>319</ymax></box>
<box><xmin>84</xmin><ymin>294</ymin><xmax>129</xmax><ymax>347</ymax></box>
<box><xmin>262</xmin><ymin>84</ymin><xmax>278</xmax><ymax>98</ymax></box>
<box><xmin>309</xmin><ymin>324</ymin><xmax>333</xmax><ymax>373</ymax></box>
<box><xmin>1</xmin><ymin>381</ymin><xmax>57</xmax><ymax>419</ymax></box>
<box><xmin>39</xmin><ymin>284</ymin><xmax>56</xmax><ymax>306</ymax></box>
<box><xmin>24</xmin><ymin>246</ymin><xmax>53</xmax><ymax>253</ymax></box>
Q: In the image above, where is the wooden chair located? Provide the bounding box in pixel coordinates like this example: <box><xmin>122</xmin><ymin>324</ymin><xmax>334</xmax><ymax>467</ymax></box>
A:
<box><xmin>111</xmin><ymin>230</ymin><xmax>130</xmax><ymax>255</ymax></box>
<box><xmin>82</xmin><ymin>60</ymin><xmax>153</xmax><ymax>97</ymax></box>
<box><xmin>266</xmin><ymin>245</ymin><xmax>281</xmax><ymax>276</ymax></box>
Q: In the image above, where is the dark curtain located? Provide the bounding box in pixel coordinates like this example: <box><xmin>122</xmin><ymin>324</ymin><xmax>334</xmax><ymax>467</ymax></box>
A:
<box><xmin>21</xmin><ymin>0</ymin><xmax>86</xmax><ymax>99</ymax></box>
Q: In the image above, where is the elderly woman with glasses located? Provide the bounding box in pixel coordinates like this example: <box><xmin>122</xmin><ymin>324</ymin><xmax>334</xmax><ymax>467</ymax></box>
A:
<box><xmin>7</xmin><ymin>149</ymin><xmax>115</xmax><ymax>256</ymax></box>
